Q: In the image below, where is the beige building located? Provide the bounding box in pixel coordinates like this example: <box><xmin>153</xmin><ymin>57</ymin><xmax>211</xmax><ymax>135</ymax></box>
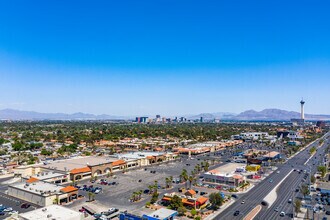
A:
<box><xmin>8</xmin><ymin>178</ymin><xmax>78</xmax><ymax>206</ymax></box>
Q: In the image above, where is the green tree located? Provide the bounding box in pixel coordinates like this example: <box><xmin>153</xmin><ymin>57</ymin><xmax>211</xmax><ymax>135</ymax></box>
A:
<box><xmin>191</xmin><ymin>209</ymin><xmax>197</xmax><ymax>217</ymax></box>
<box><xmin>209</xmin><ymin>192</ymin><xmax>224</xmax><ymax>210</ymax></box>
<box><xmin>300</xmin><ymin>184</ymin><xmax>309</xmax><ymax>196</ymax></box>
<box><xmin>41</xmin><ymin>148</ymin><xmax>52</xmax><ymax>156</ymax></box>
<box><xmin>177</xmin><ymin>206</ymin><xmax>187</xmax><ymax>216</ymax></box>
<box><xmin>311</xmin><ymin>175</ymin><xmax>316</xmax><ymax>184</ymax></box>
<box><xmin>294</xmin><ymin>199</ymin><xmax>302</xmax><ymax>216</ymax></box>
<box><xmin>169</xmin><ymin>195</ymin><xmax>183</xmax><ymax>210</ymax></box>
<box><xmin>310</xmin><ymin>146</ymin><xmax>316</xmax><ymax>155</ymax></box>
<box><xmin>318</xmin><ymin>166</ymin><xmax>327</xmax><ymax>179</ymax></box>
<box><xmin>88</xmin><ymin>192</ymin><xmax>95</xmax><ymax>201</ymax></box>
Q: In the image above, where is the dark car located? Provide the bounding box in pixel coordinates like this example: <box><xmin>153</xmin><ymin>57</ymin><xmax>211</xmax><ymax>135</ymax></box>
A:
<box><xmin>326</xmin><ymin>210</ymin><xmax>330</xmax><ymax>215</ymax></box>
<box><xmin>234</xmin><ymin>210</ymin><xmax>240</xmax><ymax>216</ymax></box>
<box><xmin>138</xmin><ymin>179</ymin><xmax>142</xmax><ymax>182</ymax></box>
<box><xmin>200</xmin><ymin>192</ymin><xmax>207</xmax><ymax>195</ymax></box>
<box><xmin>0</xmin><ymin>211</ymin><xmax>5</xmax><ymax>216</ymax></box>
<box><xmin>231</xmin><ymin>194</ymin><xmax>238</xmax><ymax>198</ymax></box>
<box><xmin>144</xmin><ymin>189</ymin><xmax>150</xmax><ymax>194</ymax></box>
<box><xmin>21</xmin><ymin>203</ymin><xmax>30</xmax><ymax>209</ymax></box>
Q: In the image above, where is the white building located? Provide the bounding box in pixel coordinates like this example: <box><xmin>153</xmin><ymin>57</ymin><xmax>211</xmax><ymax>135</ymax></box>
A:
<box><xmin>19</xmin><ymin>205</ymin><xmax>83</xmax><ymax>220</ymax></box>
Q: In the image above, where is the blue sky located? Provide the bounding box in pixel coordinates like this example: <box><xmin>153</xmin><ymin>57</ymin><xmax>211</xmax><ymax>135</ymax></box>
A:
<box><xmin>1</xmin><ymin>0</ymin><xmax>330</xmax><ymax>116</ymax></box>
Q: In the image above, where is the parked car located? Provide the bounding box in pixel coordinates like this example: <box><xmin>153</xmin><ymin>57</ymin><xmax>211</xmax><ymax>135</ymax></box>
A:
<box><xmin>21</xmin><ymin>203</ymin><xmax>30</xmax><ymax>209</ymax></box>
<box><xmin>280</xmin><ymin>211</ymin><xmax>285</xmax><ymax>217</ymax></box>
<box><xmin>4</xmin><ymin>207</ymin><xmax>13</xmax><ymax>212</ymax></box>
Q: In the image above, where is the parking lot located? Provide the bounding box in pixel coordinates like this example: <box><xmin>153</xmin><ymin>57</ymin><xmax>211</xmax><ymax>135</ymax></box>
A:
<box><xmin>0</xmin><ymin>192</ymin><xmax>37</xmax><ymax>219</ymax></box>
<box><xmin>67</xmin><ymin>156</ymin><xmax>224</xmax><ymax>214</ymax></box>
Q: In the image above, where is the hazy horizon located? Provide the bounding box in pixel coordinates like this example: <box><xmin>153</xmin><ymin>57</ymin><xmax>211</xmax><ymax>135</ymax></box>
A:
<box><xmin>1</xmin><ymin>1</ymin><xmax>330</xmax><ymax>115</ymax></box>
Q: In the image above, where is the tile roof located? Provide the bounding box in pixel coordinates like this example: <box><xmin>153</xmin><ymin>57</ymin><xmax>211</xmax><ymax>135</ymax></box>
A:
<box><xmin>60</xmin><ymin>186</ymin><xmax>78</xmax><ymax>193</ymax></box>
<box><xmin>197</xmin><ymin>196</ymin><xmax>208</xmax><ymax>204</ymax></box>
<box><xmin>187</xmin><ymin>189</ymin><xmax>196</xmax><ymax>195</ymax></box>
<box><xmin>112</xmin><ymin>159</ymin><xmax>126</xmax><ymax>166</ymax></box>
<box><xmin>26</xmin><ymin>177</ymin><xmax>39</xmax><ymax>183</ymax></box>
<box><xmin>70</xmin><ymin>167</ymin><xmax>91</xmax><ymax>174</ymax></box>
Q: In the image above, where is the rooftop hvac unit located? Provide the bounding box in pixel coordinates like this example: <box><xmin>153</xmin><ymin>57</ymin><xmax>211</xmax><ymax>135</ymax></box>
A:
<box><xmin>46</xmin><ymin>214</ymin><xmax>52</xmax><ymax>218</ymax></box>
<box><xmin>42</xmin><ymin>208</ymin><xmax>47</xmax><ymax>212</ymax></box>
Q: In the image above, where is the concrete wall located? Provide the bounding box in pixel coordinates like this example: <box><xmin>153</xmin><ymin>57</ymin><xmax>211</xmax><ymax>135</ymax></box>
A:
<box><xmin>7</xmin><ymin>186</ymin><xmax>57</xmax><ymax>206</ymax></box>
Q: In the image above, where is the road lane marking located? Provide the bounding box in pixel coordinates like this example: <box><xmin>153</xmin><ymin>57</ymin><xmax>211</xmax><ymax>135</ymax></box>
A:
<box><xmin>263</xmin><ymin>169</ymin><xmax>293</xmax><ymax>208</ymax></box>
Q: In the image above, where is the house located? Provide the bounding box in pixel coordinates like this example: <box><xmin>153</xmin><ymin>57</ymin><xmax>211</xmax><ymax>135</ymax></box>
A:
<box><xmin>185</xmin><ymin>189</ymin><xmax>197</xmax><ymax>198</ymax></box>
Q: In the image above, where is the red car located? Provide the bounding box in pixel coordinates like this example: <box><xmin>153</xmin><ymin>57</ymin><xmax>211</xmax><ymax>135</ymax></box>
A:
<box><xmin>79</xmin><ymin>207</ymin><xmax>85</xmax><ymax>212</ymax></box>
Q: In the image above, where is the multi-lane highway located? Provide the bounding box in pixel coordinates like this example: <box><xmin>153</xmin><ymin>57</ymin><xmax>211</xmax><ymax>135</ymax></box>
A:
<box><xmin>215</xmin><ymin>132</ymin><xmax>330</xmax><ymax>220</ymax></box>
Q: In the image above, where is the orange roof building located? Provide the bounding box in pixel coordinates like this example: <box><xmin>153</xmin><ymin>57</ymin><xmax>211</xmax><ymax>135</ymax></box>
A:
<box><xmin>70</xmin><ymin>167</ymin><xmax>91</xmax><ymax>174</ymax></box>
<box><xmin>112</xmin><ymin>159</ymin><xmax>126</xmax><ymax>166</ymax></box>
<box><xmin>185</xmin><ymin>189</ymin><xmax>197</xmax><ymax>197</ymax></box>
<box><xmin>197</xmin><ymin>196</ymin><xmax>208</xmax><ymax>205</ymax></box>
<box><xmin>60</xmin><ymin>185</ymin><xmax>78</xmax><ymax>193</ymax></box>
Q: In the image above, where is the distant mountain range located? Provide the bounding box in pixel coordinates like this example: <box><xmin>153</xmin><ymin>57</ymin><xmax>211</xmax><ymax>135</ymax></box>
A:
<box><xmin>0</xmin><ymin>109</ymin><xmax>128</xmax><ymax>120</ymax></box>
<box><xmin>232</xmin><ymin>109</ymin><xmax>330</xmax><ymax>121</ymax></box>
<box><xmin>0</xmin><ymin>108</ymin><xmax>329</xmax><ymax>121</ymax></box>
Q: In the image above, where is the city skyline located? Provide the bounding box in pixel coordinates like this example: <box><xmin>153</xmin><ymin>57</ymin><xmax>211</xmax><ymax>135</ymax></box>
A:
<box><xmin>1</xmin><ymin>0</ymin><xmax>330</xmax><ymax>115</ymax></box>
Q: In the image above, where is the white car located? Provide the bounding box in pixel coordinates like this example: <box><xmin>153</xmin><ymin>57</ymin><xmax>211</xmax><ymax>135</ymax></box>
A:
<box><xmin>9</xmin><ymin>211</ymin><xmax>18</xmax><ymax>215</ymax></box>
<box><xmin>241</xmin><ymin>200</ymin><xmax>245</xmax><ymax>204</ymax></box>
<box><xmin>274</xmin><ymin>207</ymin><xmax>279</xmax><ymax>212</ymax></box>
<box><xmin>280</xmin><ymin>211</ymin><xmax>285</xmax><ymax>217</ymax></box>
<box><xmin>4</xmin><ymin>207</ymin><xmax>13</xmax><ymax>212</ymax></box>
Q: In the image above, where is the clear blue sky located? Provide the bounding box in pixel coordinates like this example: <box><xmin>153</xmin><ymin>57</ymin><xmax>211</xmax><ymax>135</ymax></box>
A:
<box><xmin>1</xmin><ymin>0</ymin><xmax>330</xmax><ymax>116</ymax></box>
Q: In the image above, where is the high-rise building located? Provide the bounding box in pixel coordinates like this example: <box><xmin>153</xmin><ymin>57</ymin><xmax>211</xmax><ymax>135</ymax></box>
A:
<box><xmin>300</xmin><ymin>99</ymin><xmax>305</xmax><ymax>120</ymax></box>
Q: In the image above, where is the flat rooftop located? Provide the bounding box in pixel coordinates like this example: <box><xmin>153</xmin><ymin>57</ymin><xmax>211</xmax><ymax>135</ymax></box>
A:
<box><xmin>11</xmin><ymin>181</ymin><xmax>63</xmax><ymax>196</ymax></box>
<box><xmin>40</xmin><ymin>156</ymin><xmax>118</xmax><ymax>172</ymax></box>
<box><xmin>146</xmin><ymin>208</ymin><xmax>177</xmax><ymax>218</ymax></box>
<box><xmin>31</xmin><ymin>171</ymin><xmax>66</xmax><ymax>180</ymax></box>
<box><xmin>205</xmin><ymin>162</ymin><xmax>243</xmax><ymax>175</ymax></box>
<box><xmin>113</xmin><ymin>151</ymin><xmax>170</xmax><ymax>160</ymax></box>
<box><xmin>19</xmin><ymin>205</ymin><xmax>83</xmax><ymax>220</ymax></box>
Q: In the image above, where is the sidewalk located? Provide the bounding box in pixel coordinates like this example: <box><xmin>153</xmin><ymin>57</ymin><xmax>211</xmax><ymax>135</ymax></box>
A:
<box><xmin>294</xmin><ymin>207</ymin><xmax>308</xmax><ymax>220</ymax></box>
<box><xmin>204</xmin><ymin>199</ymin><xmax>235</xmax><ymax>220</ymax></box>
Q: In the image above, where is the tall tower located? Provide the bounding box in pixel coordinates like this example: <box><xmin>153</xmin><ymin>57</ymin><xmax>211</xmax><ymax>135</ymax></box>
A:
<box><xmin>300</xmin><ymin>99</ymin><xmax>305</xmax><ymax>120</ymax></box>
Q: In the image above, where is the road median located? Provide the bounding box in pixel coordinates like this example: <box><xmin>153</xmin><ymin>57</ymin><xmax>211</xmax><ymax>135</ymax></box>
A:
<box><xmin>243</xmin><ymin>205</ymin><xmax>262</xmax><ymax>220</ymax></box>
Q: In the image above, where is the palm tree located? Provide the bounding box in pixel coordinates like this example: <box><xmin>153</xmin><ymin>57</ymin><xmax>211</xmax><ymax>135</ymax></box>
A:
<box><xmin>182</xmin><ymin>173</ymin><xmax>188</xmax><ymax>189</ymax></box>
<box><xmin>131</xmin><ymin>191</ymin><xmax>137</xmax><ymax>202</ymax></box>
<box><xmin>188</xmin><ymin>175</ymin><xmax>194</xmax><ymax>189</ymax></box>
<box><xmin>148</xmin><ymin>185</ymin><xmax>154</xmax><ymax>194</ymax></box>
<box><xmin>154</xmin><ymin>180</ymin><xmax>158</xmax><ymax>193</ymax></box>
<box><xmin>88</xmin><ymin>192</ymin><xmax>95</xmax><ymax>202</ymax></box>
<box><xmin>165</xmin><ymin>177</ymin><xmax>171</xmax><ymax>188</ymax></box>
<box><xmin>137</xmin><ymin>190</ymin><xmax>142</xmax><ymax>200</ymax></box>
